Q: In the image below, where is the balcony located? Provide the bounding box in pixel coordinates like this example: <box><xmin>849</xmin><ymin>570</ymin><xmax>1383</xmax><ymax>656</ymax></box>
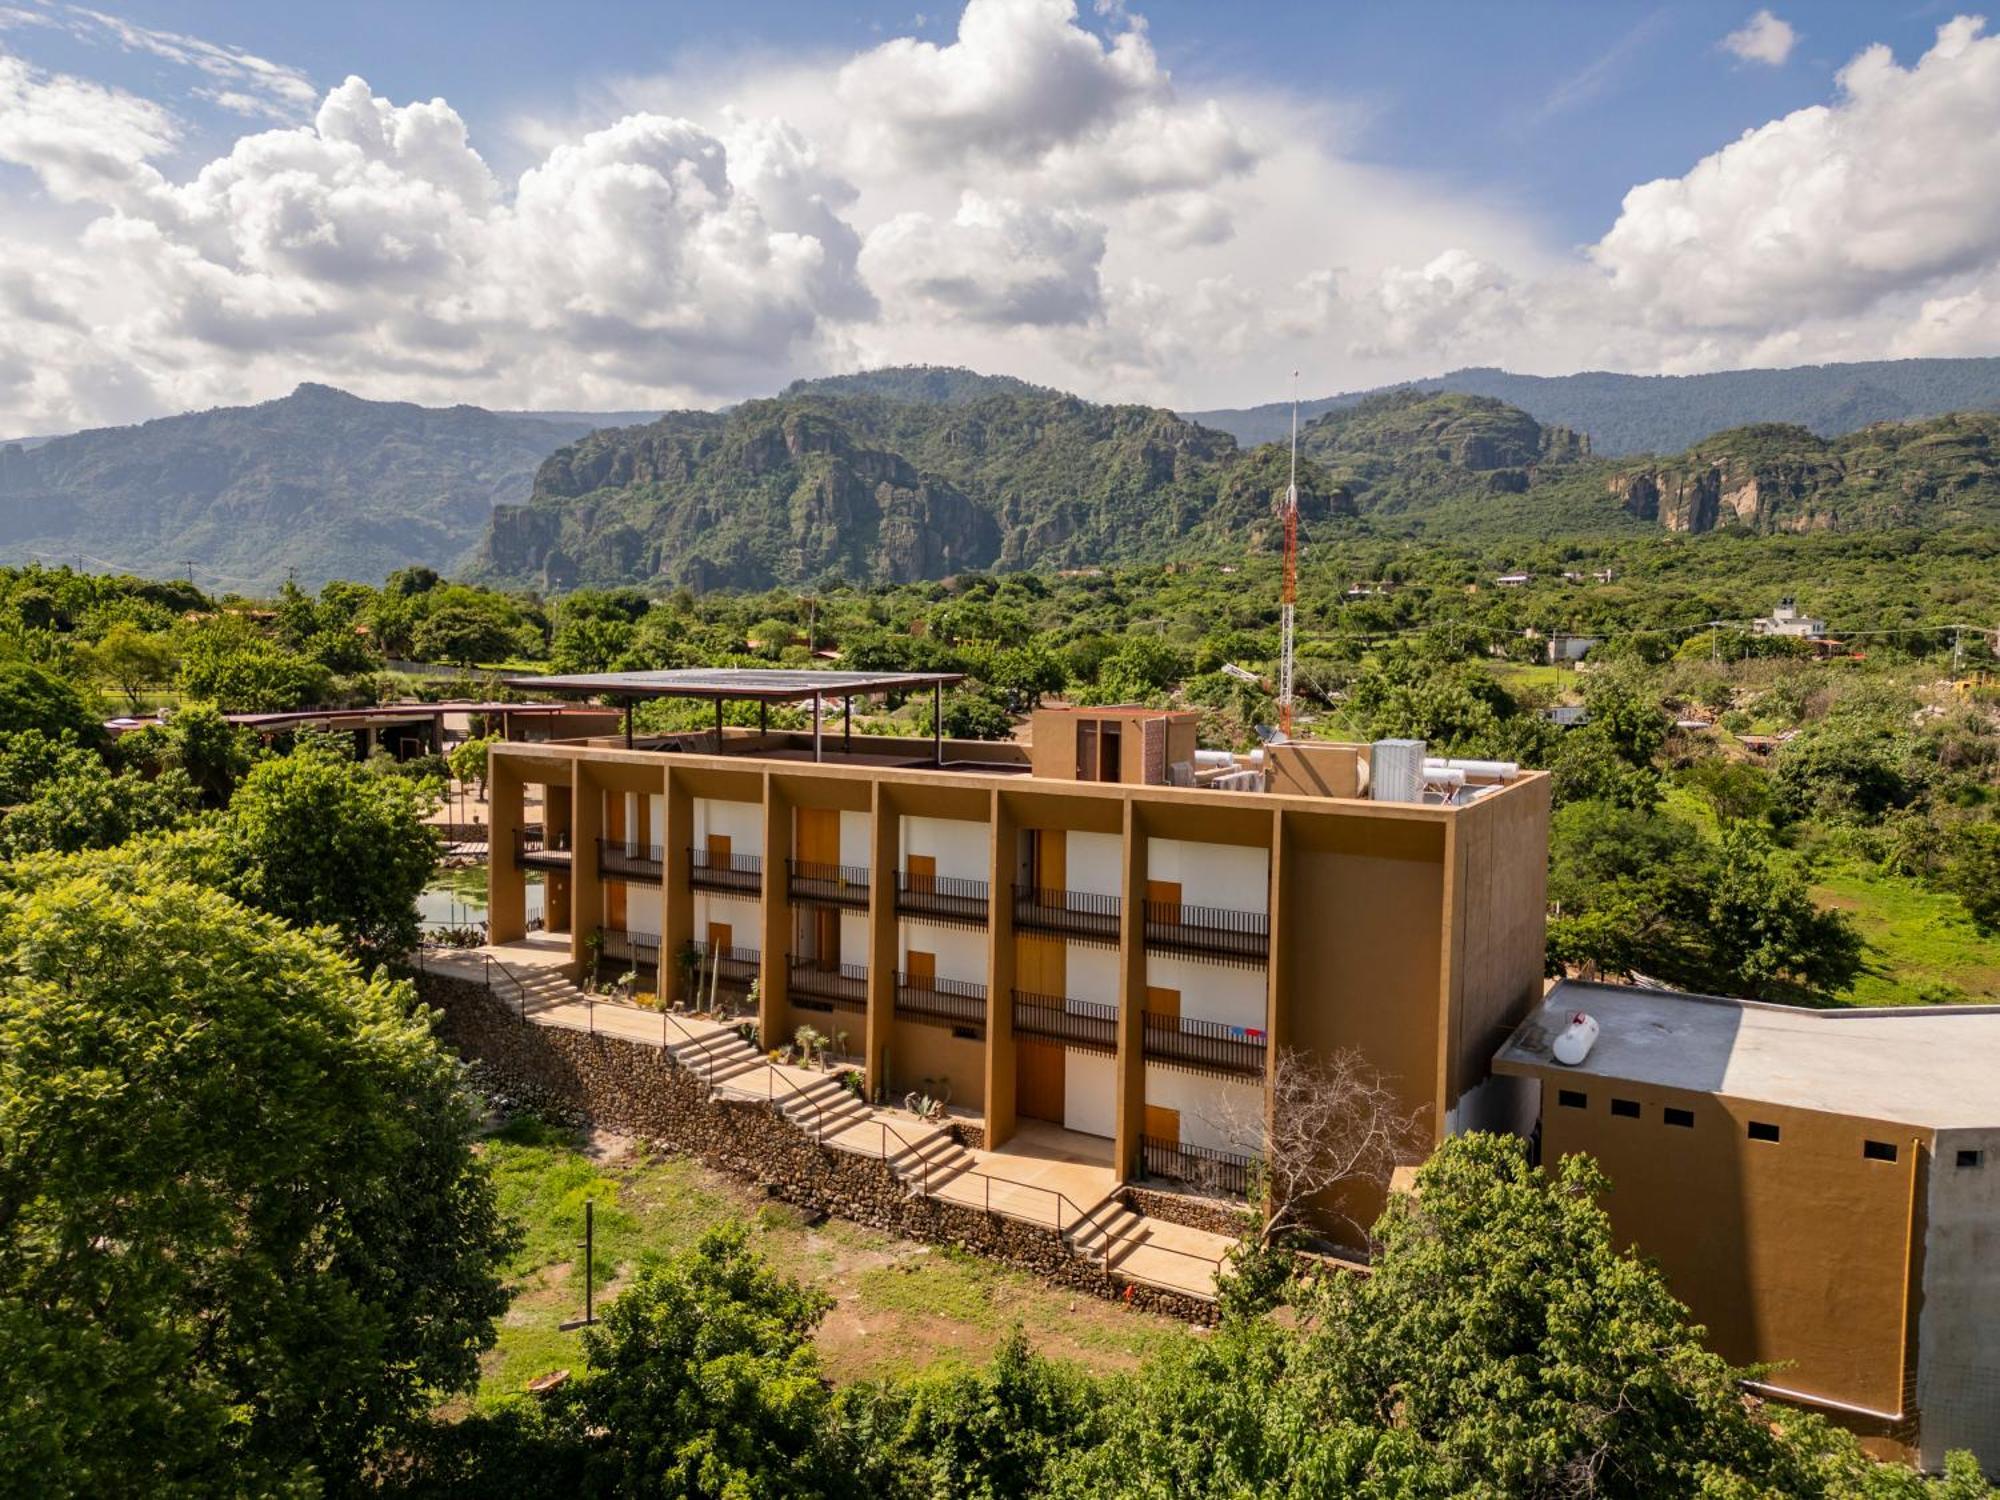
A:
<box><xmin>786</xmin><ymin>955</ymin><xmax>868</xmax><ymax>1013</ymax></box>
<box><xmin>1141</xmin><ymin>1136</ymin><xmax>1257</xmax><ymax>1199</ymax></box>
<box><xmin>895</xmin><ymin>972</ymin><xmax>987</xmax><ymax>1033</ymax></box>
<box><xmin>1143</xmin><ymin>899</ymin><xmax>1269</xmax><ymax>966</ymax></box>
<box><xmin>688</xmin><ymin>847</ymin><xmax>762</xmax><ymax>896</ymax></box>
<box><xmin>691</xmin><ymin>941</ymin><xmax>761</xmax><ymax>996</ymax></box>
<box><xmin>513</xmin><ymin>828</ymin><xmax>572</xmax><ymax>871</ymax></box>
<box><xmin>597</xmin><ymin>837</ymin><xmax>663</xmax><ymax>883</ymax></box>
<box><xmin>597</xmin><ymin>927</ymin><xmax>661</xmax><ymax>969</ymax></box>
<box><xmin>1010</xmin><ymin>991</ymin><xmax>1117</xmax><ymax>1054</ymax></box>
<box><xmin>1011</xmin><ymin>884</ymin><xmax>1121</xmax><ymax>946</ymax></box>
<box><xmin>1142</xmin><ymin>1010</ymin><xmax>1267</xmax><ymax>1079</ymax></box>
<box><xmin>787</xmin><ymin>860</ymin><xmax>871</xmax><ymax>910</ymax></box>
<box><xmin>896</xmin><ymin>870</ymin><xmax>989</xmax><ymax>928</ymax></box>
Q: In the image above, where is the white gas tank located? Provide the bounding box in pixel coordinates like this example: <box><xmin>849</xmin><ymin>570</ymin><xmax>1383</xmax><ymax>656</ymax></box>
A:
<box><xmin>1552</xmin><ymin>1011</ymin><xmax>1600</xmax><ymax>1066</ymax></box>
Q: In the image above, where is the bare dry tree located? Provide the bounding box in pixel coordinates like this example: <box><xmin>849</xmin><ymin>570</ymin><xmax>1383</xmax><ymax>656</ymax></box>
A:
<box><xmin>1206</xmin><ymin>1045</ymin><xmax>1429</xmax><ymax>1249</ymax></box>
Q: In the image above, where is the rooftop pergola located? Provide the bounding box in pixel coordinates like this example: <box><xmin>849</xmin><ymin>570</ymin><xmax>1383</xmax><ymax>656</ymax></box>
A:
<box><xmin>500</xmin><ymin>667</ymin><xmax>967</xmax><ymax>764</ymax></box>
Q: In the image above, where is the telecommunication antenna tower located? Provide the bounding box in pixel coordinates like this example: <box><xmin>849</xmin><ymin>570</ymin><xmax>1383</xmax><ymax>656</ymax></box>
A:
<box><xmin>1278</xmin><ymin>373</ymin><xmax>1300</xmax><ymax>738</ymax></box>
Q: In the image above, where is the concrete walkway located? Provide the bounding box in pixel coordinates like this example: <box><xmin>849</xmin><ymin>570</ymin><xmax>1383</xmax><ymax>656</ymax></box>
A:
<box><xmin>421</xmin><ymin>939</ymin><xmax>1237</xmax><ymax>1300</ymax></box>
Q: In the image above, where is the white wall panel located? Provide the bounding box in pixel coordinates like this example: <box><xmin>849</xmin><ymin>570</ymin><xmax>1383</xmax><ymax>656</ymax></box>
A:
<box><xmin>1147</xmin><ymin>837</ymin><xmax>1269</xmax><ymax>914</ymax></box>
<box><xmin>1065</xmin><ymin>1050</ymin><xmax>1117</xmax><ymax>1139</ymax></box>
<box><xmin>900</xmin><ymin>815</ymin><xmax>990</xmax><ymax>882</ymax></box>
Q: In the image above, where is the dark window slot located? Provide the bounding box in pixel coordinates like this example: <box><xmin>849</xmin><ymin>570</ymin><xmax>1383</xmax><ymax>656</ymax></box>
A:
<box><xmin>1748</xmin><ymin>1121</ymin><xmax>1781</xmax><ymax>1143</ymax></box>
<box><xmin>1610</xmin><ymin>1098</ymin><xmax>1640</xmax><ymax>1119</ymax></box>
<box><xmin>1863</xmin><ymin>1140</ymin><xmax>1898</xmax><ymax>1163</ymax></box>
<box><xmin>1664</xmin><ymin>1107</ymin><xmax>1694</xmax><ymax>1129</ymax></box>
<box><xmin>1557</xmin><ymin>1089</ymin><xmax>1587</xmax><ymax>1109</ymax></box>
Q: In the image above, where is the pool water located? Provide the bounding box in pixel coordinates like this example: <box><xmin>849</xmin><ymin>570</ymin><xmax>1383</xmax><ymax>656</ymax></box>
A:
<box><xmin>418</xmin><ymin>864</ymin><xmax>542</xmax><ymax>929</ymax></box>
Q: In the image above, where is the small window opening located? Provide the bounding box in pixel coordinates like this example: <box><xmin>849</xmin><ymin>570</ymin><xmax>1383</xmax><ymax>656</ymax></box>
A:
<box><xmin>1664</xmin><ymin>1107</ymin><xmax>1695</xmax><ymax>1129</ymax></box>
<box><xmin>1557</xmin><ymin>1089</ymin><xmax>1587</xmax><ymax>1109</ymax></box>
<box><xmin>1863</xmin><ymin>1140</ymin><xmax>1898</xmax><ymax>1163</ymax></box>
<box><xmin>1747</xmin><ymin>1121</ymin><xmax>1781</xmax><ymax>1143</ymax></box>
<box><xmin>1610</xmin><ymin>1098</ymin><xmax>1641</xmax><ymax>1119</ymax></box>
<box><xmin>1957</xmin><ymin>1149</ymin><xmax>1984</xmax><ymax>1169</ymax></box>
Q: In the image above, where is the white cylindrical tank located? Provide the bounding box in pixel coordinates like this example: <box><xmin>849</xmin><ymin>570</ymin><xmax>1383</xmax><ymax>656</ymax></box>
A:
<box><xmin>1423</xmin><ymin>757</ymin><xmax>1520</xmax><ymax>780</ymax></box>
<box><xmin>1552</xmin><ymin>1011</ymin><xmax>1600</xmax><ymax>1066</ymax></box>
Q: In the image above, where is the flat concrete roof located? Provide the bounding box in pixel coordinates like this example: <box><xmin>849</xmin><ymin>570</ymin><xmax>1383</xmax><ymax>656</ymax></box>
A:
<box><xmin>1495</xmin><ymin>980</ymin><xmax>2000</xmax><ymax>1130</ymax></box>
<box><xmin>501</xmin><ymin>668</ymin><xmax>964</xmax><ymax>702</ymax></box>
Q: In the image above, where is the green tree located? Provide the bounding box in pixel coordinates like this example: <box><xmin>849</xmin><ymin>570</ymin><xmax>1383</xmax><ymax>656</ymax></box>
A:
<box><xmin>1944</xmin><ymin>821</ymin><xmax>2000</xmax><ymax>934</ymax></box>
<box><xmin>120</xmin><ymin>702</ymin><xmax>257</xmax><ymax>807</ymax></box>
<box><xmin>83</xmin><ymin>620</ymin><xmax>177</xmax><ymax>712</ymax></box>
<box><xmin>550</xmin><ymin>615</ymin><xmax>635</xmax><ymax>674</ymax></box>
<box><xmin>561</xmin><ymin>1222</ymin><xmax>840</xmax><ymax>1498</ymax></box>
<box><xmin>411</xmin><ymin>605</ymin><xmax>515</xmax><ymax>667</ymax></box>
<box><xmin>0</xmin><ymin>738</ymin><xmax>196</xmax><ymax>856</ymax></box>
<box><xmin>223</xmin><ymin>741</ymin><xmax>440</xmax><ymax>962</ymax></box>
<box><xmin>0</xmin><ymin>656</ymin><xmax>100</xmax><ymax>741</ymax></box>
<box><xmin>0</xmin><ymin>860</ymin><xmax>511</xmax><ymax>1493</ymax></box>
<box><xmin>177</xmin><ymin>635</ymin><xmax>334</xmax><ymax>712</ymax></box>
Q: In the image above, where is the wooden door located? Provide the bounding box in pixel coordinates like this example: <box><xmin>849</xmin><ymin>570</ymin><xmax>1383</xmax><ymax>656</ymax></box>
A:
<box><xmin>906</xmin><ymin>948</ymin><xmax>936</xmax><ymax>985</ymax></box>
<box><xmin>1099</xmin><ymin>721</ymin><xmax>1122</xmax><ymax>783</ymax></box>
<box><xmin>1146</xmin><ymin>985</ymin><xmax>1181</xmax><ymax>1022</ymax></box>
<box><xmin>907</xmin><ymin>851</ymin><xmax>937</xmax><ymax>894</ymax></box>
<box><xmin>1143</xmin><ymin>1103</ymin><xmax>1180</xmax><ymax>1145</ymax></box>
<box><xmin>1015</xmin><ymin>934</ymin><xmax>1066</xmax><ymax>999</ymax></box>
<box><xmin>812</xmin><ymin>907</ymin><xmax>840</xmax><ymax>965</ymax></box>
<box><xmin>708</xmin><ymin>832</ymin><xmax>732</xmax><ymax>863</ymax></box>
<box><xmin>1029</xmin><ymin>828</ymin><xmax>1066</xmax><ymax>894</ymax></box>
<box><xmin>708</xmin><ymin>920</ymin><xmax>733</xmax><ymax>956</ymax></box>
<box><xmin>1075</xmin><ymin>721</ymin><xmax>1098</xmax><ymax>782</ymax></box>
<box><xmin>1018</xmin><ymin>1039</ymin><xmax>1066</xmax><ymax>1124</ymax></box>
<box><xmin>796</xmin><ymin>806</ymin><xmax>839</xmax><ymax>866</ymax></box>
<box><xmin>1145</xmin><ymin>879</ymin><xmax>1182</xmax><ymax>919</ymax></box>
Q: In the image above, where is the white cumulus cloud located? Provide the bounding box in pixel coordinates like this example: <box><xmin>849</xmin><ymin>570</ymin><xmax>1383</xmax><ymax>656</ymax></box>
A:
<box><xmin>1722</xmin><ymin>10</ymin><xmax>1798</xmax><ymax>68</ymax></box>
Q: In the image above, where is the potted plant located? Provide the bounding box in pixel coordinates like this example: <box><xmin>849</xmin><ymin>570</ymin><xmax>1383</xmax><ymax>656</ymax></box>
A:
<box><xmin>793</xmin><ymin>1024</ymin><xmax>827</xmax><ymax>1069</ymax></box>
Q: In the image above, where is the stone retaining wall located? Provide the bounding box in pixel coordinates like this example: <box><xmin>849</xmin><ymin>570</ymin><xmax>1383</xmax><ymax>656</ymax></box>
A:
<box><xmin>421</xmin><ymin>973</ymin><xmax>1215</xmax><ymax>1322</ymax></box>
<box><xmin>1122</xmin><ymin>1184</ymin><xmax>1248</xmax><ymax>1239</ymax></box>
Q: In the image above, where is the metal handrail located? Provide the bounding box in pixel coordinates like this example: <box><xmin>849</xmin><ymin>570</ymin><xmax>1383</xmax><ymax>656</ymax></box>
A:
<box><xmin>759</xmin><ymin>1058</ymin><xmax>826</xmax><ymax>1142</ymax></box>
<box><xmin>687</xmin><ymin>847</ymin><xmax>763</xmax><ymax>891</ymax></box>
<box><xmin>1010</xmin><ymin>883</ymin><xmax>1121</xmax><ymax>943</ymax></box>
<box><xmin>786</xmin><ymin>859</ymin><xmax>871</xmax><ymax>906</ymax></box>
<box><xmin>786</xmin><ymin>955</ymin><xmax>869</xmax><ymax>1010</ymax></box>
<box><xmin>597</xmin><ymin>837</ymin><xmax>665</xmax><ymax>880</ymax></box>
<box><xmin>1141</xmin><ymin>1009</ymin><xmax>1268</xmax><ymax>1077</ymax></box>
<box><xmin>893</xmin><ymin>973</ymin><xmax>987</xmax><ymax>1029</ymax></box>
<box><xmin>1010</xmin><ymin>990</ymin><xmax>1118</xmax><ymax>1052</ymax></box>
<box><xmin>1141</xmin><ymin>1135</ymin><xmax>1257</xmax><ymax>1198</ymax></box>
<box><xmin>895</xmin><ymin>870</ymin><xmax>990</xmax><ymax>925</ymax></box>
<box><xmin>1142</xmin><ymin>897</ymin><xmax>1269</xmax><ymax>962</ymax></box>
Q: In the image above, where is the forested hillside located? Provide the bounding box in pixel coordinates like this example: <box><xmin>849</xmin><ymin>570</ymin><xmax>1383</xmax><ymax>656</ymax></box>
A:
<box><xmin>0</xmin><ymin>385</ymin><xmax>655</xmax><ymax>591</ymax></box>
<box><xmin>1192</xmin><ymin>357</ymin><xmax>2000</xmax><ymax>454</ymax></box>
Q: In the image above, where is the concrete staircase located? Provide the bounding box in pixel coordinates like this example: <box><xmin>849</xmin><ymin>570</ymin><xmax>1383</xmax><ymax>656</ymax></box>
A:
<box><xmin>1066</xmin><ymin>1195</ymin><xmax>1147</xmax><ymax>1269</ymax></box>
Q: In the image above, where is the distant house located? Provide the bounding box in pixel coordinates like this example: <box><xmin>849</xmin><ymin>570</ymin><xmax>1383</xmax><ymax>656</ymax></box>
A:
<box><xmin>1753</xmin><ymin>598</ymin><xmax>1826</xmax><ymax>640</ymax></box>
<box><xmin>1544</xmin><ymin>704</ymin><xmax>1590</xmax><ymax>729</ymax></box>
<box><xmin>1546</xmin><ymin>634</ymin><xmax>1598</xmax><ymax>664</ymax></box>
<box><xmin>1494</xmin><ymin>572</ymin><xmax>1534</xmax><ymax>587</ymax></box>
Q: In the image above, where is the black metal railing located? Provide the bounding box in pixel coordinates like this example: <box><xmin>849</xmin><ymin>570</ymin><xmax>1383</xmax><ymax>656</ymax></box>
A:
<box><xmin>787</xmin><ymin>860</ymin><xmax>871</xmax><ymax>909</ymax></box>
<box><xmin>1010</xmin><ymin>991</ymin><xmax>1118</xmax><ymax>1053</ymax></box>
<box><xmin>692</xmin><ymin>941</ymin><xmax>762</xmax><ymax>990</ymax></box>
<box><xmin>688</xmin><ymin>847</ymin><xmax>762</xmax><ymax>894</ymax></box>
<box><xmin>597</xmin><ymin>837</ymin><xmax>664</xmax><ymax>882</ymax></box>
<box><xmin>513</xmin><ymin>827</ymin><xmax>572</xmax><ymax>866</ymax></box>
<box><xmin>1141</xmin><ymin>1136</ymin><xmax>1257</xmax><ymax>1199</ymax></box>
<box><xmin>1142</xmin><ymin>1010</ymin><xmax>1267</xmax><ymax>1078</ymax></box>
<box><xmin>597</xmin><ymin>927</ymin><xmax>661</xmax><ymax>968</ymax></box>
<box><xmin>896</xmin><ymin>870</ymin><xmax>989</xmax><ymax>927</ymax></box>
<box><xmin>786</xmin><ymin>955</ymin><xmax>868</xmax><ymax>1011</ymax></box>
<box><xmin>895</xmin><ymin>973</ymin><xmax>987</xmax><ymax>1031</ymax></box>
<box><xmin>1143</xmin><ymin>899</ymin><xmax>1269</xmax><ymax>964</ymax></box>
<box><xmin>1011</xmin><ymin>884</ymin><xmax>1121</xmax><ymax>945</ymax></box>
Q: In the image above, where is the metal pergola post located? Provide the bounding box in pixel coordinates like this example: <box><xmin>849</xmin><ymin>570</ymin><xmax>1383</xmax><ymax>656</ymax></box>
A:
<box><xmin>714</xmin><ymin>695</ymin><xmax>724</xmax><ymax>753</ymax></box>
<box><xmin>812</xmin><ymin>694</ymin><xmax>823</xmax><ymax>762</ymax></box>
<box><xmin>932</xmin><ymin>681</ymin><xmax>943</xmax><ymax>766</ymax></box>
<box><xmin>759</xmin><ymin>701</ymin><xmax>768</xmax><ymax>735</ymax></box>
<box><xmin>843</xmin><ymin>695</ymin><xmax>852</xmax><ymax>756</ymax></box>
<box><xmin>623</xmin><ymin>699</ymin><xmax>634</xmax><ymax>749</ymax></box>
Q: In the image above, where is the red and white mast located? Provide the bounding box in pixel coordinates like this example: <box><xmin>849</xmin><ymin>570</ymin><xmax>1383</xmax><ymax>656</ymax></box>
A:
<box><xmin>1278</xmin><ymin>372</ymin><xmax>1299</xmax><ymax>739</ymax></box>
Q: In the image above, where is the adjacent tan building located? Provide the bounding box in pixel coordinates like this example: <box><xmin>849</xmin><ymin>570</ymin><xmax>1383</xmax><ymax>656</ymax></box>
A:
<box><xmin>1497</xmin><ymin>983</ymin><xmax>2000</xmax><ymax>1470</ymax></box>
<box><xmin>484</xmin><ymin>669</ymin><xmax>1551</xmax><ymax>1246</ymax></box>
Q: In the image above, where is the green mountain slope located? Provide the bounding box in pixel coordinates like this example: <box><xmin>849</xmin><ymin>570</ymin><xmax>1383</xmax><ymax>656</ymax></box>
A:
<box><xmin>476</xmin><ymin>389</ymin><xmax>1352</xmax><ymax>590</ymax></box>
<box><xmin>1191</xmin><ymin>357</ymin><xmax>2000</xmax><ymax>455</ymax></box>
<box><xmin>0</xmin><ymin>384</ymin><xmax>658</xmax><ymax>591</ymax></box>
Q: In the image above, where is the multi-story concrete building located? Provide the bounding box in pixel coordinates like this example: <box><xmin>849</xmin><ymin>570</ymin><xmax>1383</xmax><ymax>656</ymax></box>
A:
<box><xmin>483</xmin><ymin>668</ymin><xmax>1551</xmax><ymax>1245</ymax></box>
<box><xmin>1498</xmin><ymin>983</ymin><xmax>2000</xmax><ymax>1470</ymax></box>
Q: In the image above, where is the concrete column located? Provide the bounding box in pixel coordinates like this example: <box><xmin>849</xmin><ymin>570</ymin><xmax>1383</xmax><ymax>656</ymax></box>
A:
<box><xmin>1263</xmin><ymin>807</ymin><xmax>1291</xmax><ymax>1171</ymax></box>
<box><xmin>1112</xmin><ymin>798</ymin><xmax>1147</xmax><ymax>1181</ymax></box>
<box><xmin>661</xmin><ymin>765</ymin><xmax>694</xmax><ymax>1004</ymax></box>
<box><xmin>983</xmin><ymin>789</ymin><xmax>1019</xmax><ymax>1149</ymax></box>
<box><xmin>568</xmin><ymin>767</ymin><xmax>604</xmax><ymax>977</ymax></box>
<box><xmin>543</xmin><ymin>785</ymin><xmax>573</xmax><ymax>935</ymax></box>
<box><xmin>865</xmin><ymin>782</ymin><xmax>897</xmax><ymax>1099</ymax></box>
<box><xmin>758</xmin><ymin>773</ymin><xmax>793</xmax><ymax>1049</ymax></box>
<box><xmin>487</xmin><ymin>753</ymin><xmax>527</xmax><ymax>942</ymax></box>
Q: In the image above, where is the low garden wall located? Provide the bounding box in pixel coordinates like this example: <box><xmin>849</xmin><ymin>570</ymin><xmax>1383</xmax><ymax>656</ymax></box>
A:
<box><xmin>419</xmin><ymin>973</ymin><xmax>1215</xmax><ymax>1322</ymax></box>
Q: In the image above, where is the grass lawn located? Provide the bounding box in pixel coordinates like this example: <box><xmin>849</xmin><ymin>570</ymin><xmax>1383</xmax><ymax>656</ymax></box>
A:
<box><xmin>465</xmin><ymin>1120</ymin><xmax>1185</xmax><ymax>1411</ymax></box>
<box><xmin>1811</xmin><ymin>858</ymin><xmax>2000</xmax><ymax>1006</ymax></box>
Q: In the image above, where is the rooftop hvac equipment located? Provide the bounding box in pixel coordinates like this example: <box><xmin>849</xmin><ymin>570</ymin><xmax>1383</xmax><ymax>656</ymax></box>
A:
<box><xmin>1423</xmin><ymin>756</ymin><xmax>1519</xmax><ymax>781</ymax></box>
<box><xmin>1370</xmin><ymin>739</ymin><xmax>1427</xmax><ymax>804</ymax></box>
<box><xmin>1552</xmin><ymin>1012</ymin><xmax>1600</xmax><ymax>1066</ymax></box>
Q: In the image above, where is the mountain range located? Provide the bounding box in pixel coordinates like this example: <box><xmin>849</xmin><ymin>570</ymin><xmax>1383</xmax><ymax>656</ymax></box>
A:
<box><xmin>0</xmin><ymin>384</ymin><xmax>656</xmax><ymax>591</ymax></box>
<box><xmin>4</xmin><ymin>360</ymin><xmax>1999</xmax><ymax>593</ymax></box>
<box><xmin>1187</xmin><ymin>357</ymin><xmax>2000</xmax><ymax>455</ymax></box>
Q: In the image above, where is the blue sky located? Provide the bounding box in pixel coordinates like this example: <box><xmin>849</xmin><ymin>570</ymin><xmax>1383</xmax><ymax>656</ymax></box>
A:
<box><xmin>1</xmin><ymin>1</ymin><xmax>1996</xmax><ymax>429</ymax></box>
